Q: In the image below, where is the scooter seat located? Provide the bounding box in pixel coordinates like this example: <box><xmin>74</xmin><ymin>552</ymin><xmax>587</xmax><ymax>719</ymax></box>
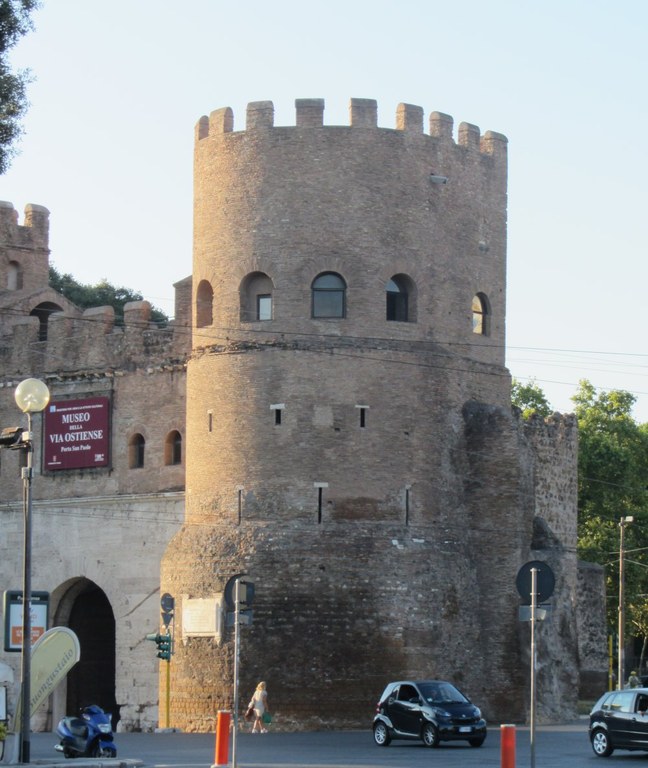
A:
<box><xmin>65</xmin><ymin>717</ymin><xmax>88</xmax><ymax>737</ymax></box>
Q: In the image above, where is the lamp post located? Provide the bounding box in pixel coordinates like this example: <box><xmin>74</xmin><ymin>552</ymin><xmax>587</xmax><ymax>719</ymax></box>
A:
<box><xmin>13</xmin><ymin>378</ymin><xmax>50</xmax><ymax>763</ymax></box>
<box><xmin>618</xmin><ymin>515</ymin><xmax>634</xmax><ymax>690</ymax></box>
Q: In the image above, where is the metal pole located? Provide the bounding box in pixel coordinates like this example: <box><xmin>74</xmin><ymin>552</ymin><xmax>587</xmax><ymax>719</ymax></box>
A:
<box><xmin>20</xmin><ymin>414</ymin><xmax>33</xmax><ymax>764</ymax></box>
<box><xmin>618</xmin><ymin>519</ymin><xmax>627</xmax><ymax>690</ymax></box>
<box><xmin>165</xmin><ymin>648</ymin><xmax>171</xmax><ymax>729</ymax></box>
<box><xmin>530</xmin><ymin>566</ymin><xmax>537</xmax><ymax>768</ymax></box>
<box><xmin>232</xmin><ymin>578</ymin><xmax>241</xmax><ymax>768</ymax></box>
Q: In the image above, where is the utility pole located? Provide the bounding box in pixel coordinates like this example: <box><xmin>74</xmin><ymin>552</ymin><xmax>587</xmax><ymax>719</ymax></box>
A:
<box><xmin>618</xmin><ymin>516</ymin><xmax>634</xmax><ymax>689</ymax></box>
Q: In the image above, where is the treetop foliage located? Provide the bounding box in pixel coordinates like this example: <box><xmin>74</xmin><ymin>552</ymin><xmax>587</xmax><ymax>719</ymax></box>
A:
<box><xmin>569</xmin><ymin>379</ymin><xmax>648</xmax><ymax>646</ymax></box>
<box><xmin>49</xmin><ymin>265</ymin><xmax>168</xmax><ymax>325</ymax></box>
<box><xmin>573</xmin><ymin>379</ymin><xmax>639</xmax><ymax>427</ymax></box>
<box><xmin>511</xmin><ymin>378</ymin><xmax>552</xmax><ymax>419</ymax></box>
<box><xmin>0</xmin><ymin>0</ymin><xmax>40</xmax><ymax>174</ymax></box>
<box><xmin>0</xmin><ymin>0</ymin><xmax>38</xmax><ymax>50</ymax></box>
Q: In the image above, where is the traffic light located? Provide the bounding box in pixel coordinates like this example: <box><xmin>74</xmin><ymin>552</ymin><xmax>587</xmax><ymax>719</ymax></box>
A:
<box><xmin>145</xmin><ymin>632</ymin><xmax>173</xmax><ymax>661</ymax></box>
<box><xmin>157</xmin><ymin>633</ymin><xmax>172</xmax><ymax>660</ymax></box>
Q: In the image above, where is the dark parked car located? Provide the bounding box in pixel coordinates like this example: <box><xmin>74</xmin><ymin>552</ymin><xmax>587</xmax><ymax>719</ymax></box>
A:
<box><xmin>372</xmin><ymin>680</ymin><xmax>487</xmax><ymax>748</ymax></box>
<box><xmin>589</xmin><ymin>688</ymin><xmax>648</xmax><ymax>756</ymax></box>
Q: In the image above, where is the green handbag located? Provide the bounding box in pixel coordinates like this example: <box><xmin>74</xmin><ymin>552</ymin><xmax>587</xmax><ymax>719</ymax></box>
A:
<box><xmin>262</xmin><ymin>711</ymin><xmax>272</xmax><ymax>724</ymax></box>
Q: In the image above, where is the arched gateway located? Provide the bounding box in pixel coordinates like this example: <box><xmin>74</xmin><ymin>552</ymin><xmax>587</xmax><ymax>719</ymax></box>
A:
<box><xmin>50</xmin><ymin>578</ymin><xmax>118</xmax><ymax>729</ymax></box>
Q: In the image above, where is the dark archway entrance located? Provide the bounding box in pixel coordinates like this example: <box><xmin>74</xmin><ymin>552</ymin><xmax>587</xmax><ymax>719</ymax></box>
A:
<box><xmin>54</xmin><ymin>579</ymin><xmax>119</xmax><ymax>727</ymax></box>
<box><xmin>29</xmin><ymin>301</ymin><xmax>63</xmax><ymax>340</ymax></box>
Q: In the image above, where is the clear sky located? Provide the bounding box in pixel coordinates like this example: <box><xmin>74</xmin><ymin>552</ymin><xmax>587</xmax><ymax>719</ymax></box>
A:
<box><xmin>3</xmin><ymin>1</ymin><xmax>648</xmax><ymax>420</ymax></box>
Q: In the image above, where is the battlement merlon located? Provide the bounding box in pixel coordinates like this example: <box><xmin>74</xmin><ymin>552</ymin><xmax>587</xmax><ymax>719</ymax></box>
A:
<box><xmin>3</xmin><ymin>300</ymin><xmax>189</xmax><ymax>375</ymax></box>
<box><xmin>194</xmin><ymin>98</ymin><xmax>508</xmax><ymax>156</ymax></box>
<box><xmin>0</xmin><ymin>201</ymin><xmax>50</xmax><ymax>249</ymax></box>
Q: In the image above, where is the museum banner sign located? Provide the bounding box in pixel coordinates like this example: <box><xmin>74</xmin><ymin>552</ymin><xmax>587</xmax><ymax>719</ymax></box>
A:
<box><xmin>43</xmin><ymin>396</ymin><xmax>110</xmax><ymax>470</ymax></box>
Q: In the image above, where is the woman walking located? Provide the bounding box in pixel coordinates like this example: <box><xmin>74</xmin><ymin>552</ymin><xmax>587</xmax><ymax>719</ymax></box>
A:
<box><xmin>248</xmin><ymin>681</ymin><xmax>270</xmax><ymax>733</ymax></box>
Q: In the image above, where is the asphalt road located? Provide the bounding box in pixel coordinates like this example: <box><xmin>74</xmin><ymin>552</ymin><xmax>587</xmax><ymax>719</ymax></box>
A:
<box><xmin>23</xmin><ymin>722</ymin><xmax>606</xmax><ymax>768</ymax></box>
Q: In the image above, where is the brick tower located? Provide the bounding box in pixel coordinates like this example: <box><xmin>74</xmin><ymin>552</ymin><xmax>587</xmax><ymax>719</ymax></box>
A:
<box><xmin>161</xmin><ymin>98</ymin><xmax>579</xmax><ymax>729</ymax></box>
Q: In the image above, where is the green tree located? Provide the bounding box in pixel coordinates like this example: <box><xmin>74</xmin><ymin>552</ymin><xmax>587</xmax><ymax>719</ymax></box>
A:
<box><xmin>574</xmin><ymin>380</ymin><xmax>648</xmax><ymax>649</ymax></box>
<box><xmin>0</xmin><ymin>0</ymin><xmax>40</xmax><ymax>174</ymax></box>
<box><xmin>630</xmin><ymin>600</ymin><xmax>648</xmax><ymax>675</ymax></box>
<box><xmin>49</xmin><ymin>265</ymin><xmax>168</xmax><ymax>325</ymax></box>
<box><xmin>511</xmin><ymin>378</ymin><xmax>552</xmax><ymax>419</ymax></box>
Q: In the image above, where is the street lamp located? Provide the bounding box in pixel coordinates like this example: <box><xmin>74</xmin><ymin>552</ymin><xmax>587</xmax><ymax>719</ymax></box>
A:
<box><xmin>13</xmin><ymin>378</ymin><xmax>49</xmax><ymax>763</ymax></box>
<box><xmin>618</xmin><ymin>515</ymin><xmax>634</xmax><ymax>690</ymax></box>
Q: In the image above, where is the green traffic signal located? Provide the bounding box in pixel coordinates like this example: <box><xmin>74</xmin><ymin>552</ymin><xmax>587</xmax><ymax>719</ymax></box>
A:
<box><xmin>145</xmin><ymin>632</ymin><xmax>173</xmax><ymax>661</ymax></box>
<box><xmin>157</xmin><ymin>634</ymin><xmax>172</xmax><ymax>660</ymax></box>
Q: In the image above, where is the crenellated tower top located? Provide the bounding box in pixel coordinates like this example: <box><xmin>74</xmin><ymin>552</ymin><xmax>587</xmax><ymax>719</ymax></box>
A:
<box><xmin>187</xmin><ymin>94</ymin><xmax>513</xmax><ymax>524</ymax></box>
<box><xmin>192</xmin><ymin>97</ymin><xmax>508</xmax><ymax>369</ymax></box>
<box><xmin>195</xmin><ymin>98</ymin><xmax>507</xmax><ymax>157</ymax></box>
<box><xmin>0</xmin><ymin>201</ymin><xmax>50</xmax><ymax>295</ymax></box>
<box><xmin>0</xmin><ymin>199</ymin><xmax>191</xmax><ymax>380</ymax></box>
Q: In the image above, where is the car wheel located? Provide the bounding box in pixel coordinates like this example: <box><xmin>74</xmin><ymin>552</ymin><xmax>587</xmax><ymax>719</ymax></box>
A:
<box><xmin>373</xmin><ymin>721</ymin><xmax>391</xmax><ymax>747</ymax></box>
<box><xmin>469</xmin><ymin>736</ymin><xmax>486</xmax><ymax>747</ymax></box>
<box><xmin>591</xmin><ymin>728</ymin><xmax>614</xmax><ymax>757</ymax></box>
<box><xmin>422</xmin><ymin>722</ymin><xmax>440</xmax><ymax>748</ymax></box>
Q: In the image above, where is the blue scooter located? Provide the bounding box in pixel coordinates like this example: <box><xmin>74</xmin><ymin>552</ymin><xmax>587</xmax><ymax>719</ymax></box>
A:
<box><xmin>54</xmin><ymin>704</ymin><xmax>117</xmax><ymax>758</ymax></box>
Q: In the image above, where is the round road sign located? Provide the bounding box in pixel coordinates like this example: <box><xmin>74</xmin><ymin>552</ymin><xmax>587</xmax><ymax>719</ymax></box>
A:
<box><xmin>516</xmin><ymin>560</ymin><xmax>555</xmax><ymax>604</ymax></box>
<box><xmin>160</xmin><ymin>593</ymin><xmax>175</xmax><ymax>612</ymax></box>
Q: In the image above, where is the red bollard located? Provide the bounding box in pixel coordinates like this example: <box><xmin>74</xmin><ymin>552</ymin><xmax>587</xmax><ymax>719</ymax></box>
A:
<box><xmin>501</xmin><ymin>723</ymin><xmax>516</xmax><ymax>768</ymax></box>
<box><xmin>213</xmin><ymin>710</ymin><xmax>231</xmax><ymax>767</ymax></box>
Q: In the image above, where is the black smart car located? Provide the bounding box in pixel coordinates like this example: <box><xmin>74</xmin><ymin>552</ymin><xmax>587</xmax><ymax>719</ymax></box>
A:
<box><xmin>590</xmin><ymin>688</ymin><xmax>648</xmax><ymax>757</ymax></box>
<box><xmin>373</xmin><ymin>680</ymin><xmax>487</xmax><ymax>748</ymax></box>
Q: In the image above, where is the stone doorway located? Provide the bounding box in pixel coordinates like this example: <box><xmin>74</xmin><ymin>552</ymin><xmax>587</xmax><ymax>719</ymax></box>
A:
<box><xmin>50</xmin><ymin>578</ymin><xmax>118</xmax><ymax>729</ymax></box>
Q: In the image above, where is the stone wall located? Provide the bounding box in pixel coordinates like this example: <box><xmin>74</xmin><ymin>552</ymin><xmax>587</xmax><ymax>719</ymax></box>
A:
<box><xmin>577</xmin><ymin>561</ymin><xmax>608</xmax><ymax>698</ymax></box>
<box><xmin>0</xmin><ymin>492</ymin><xmax>183</xmax><ymax>731</ymax></box>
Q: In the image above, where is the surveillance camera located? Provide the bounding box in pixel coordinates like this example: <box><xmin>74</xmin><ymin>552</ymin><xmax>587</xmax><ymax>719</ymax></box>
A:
<box><xmin>429</xmin><ymin>174</ymin><xmax>448</xmax><ymax>185</ymax></box>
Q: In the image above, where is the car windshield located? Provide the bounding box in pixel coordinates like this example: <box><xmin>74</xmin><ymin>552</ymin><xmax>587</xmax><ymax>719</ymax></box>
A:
<box><xmin>418</xmin><ymin>682</ymin><xmax>469</xmax><ymax>705</ymax></box>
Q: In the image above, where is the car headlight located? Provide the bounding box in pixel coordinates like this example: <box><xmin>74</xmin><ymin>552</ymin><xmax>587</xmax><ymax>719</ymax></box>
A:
<box><xmin>435</xmin><ymin>708</ymin><xmax>453</xmax><ymax>719</ymax></box>
<box><xmin>473</xmin><ymin>707</ymin><xmax>482</xmax><ymax>718</ymax></box>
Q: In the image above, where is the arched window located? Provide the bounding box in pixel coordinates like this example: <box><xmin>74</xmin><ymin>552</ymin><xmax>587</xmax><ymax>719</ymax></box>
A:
<box><xmin>240</xmin><ymin>272</ymin><xmax>274</xmax><ymax>321</ymax></box>
<box><xmin>312</xmin><ymin>272</ymin><xmax>346</xmax><ymax>318</ymax></box>
<box><xmin>164</xmin><ymin>430</ymin><xmax>182</xmax><ymax>466</ymax></box>
<box><xmin>472</xmin><ymin>293</ymin><xmax>491</xmax><ymax>336</ymax></box>
<box><xmin>30</xmin><ymin>301</ymin><xmax>63</xmax><ymax>341</ymax></box>
<box><xmin>196</xmin><ymin>280</ymin><xmax>214</xmax><ymax>328</ymax></box>
<box><xmin>386</xmin><ymin>274</ymin><xmax>416</xmax><ymax>322</ymax></box>
<box><xmin>7</xmin><ymin>261</ymin><xmax>22</xmax><ymax>290</ymax></box>
<box><xmin>128</xmin><ymin>433</ymin><xmax>145</xmax><ymax>469</ymax></box>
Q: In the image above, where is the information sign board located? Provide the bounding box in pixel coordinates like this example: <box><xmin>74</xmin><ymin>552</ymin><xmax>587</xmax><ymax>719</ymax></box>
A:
<box><xmin>43</xmin><ymin>396</ymin><xmax>110</xmax><ymax>471</ymax></box>
<box><xmin>3</xmin><ymin>591</ymin><xmax>49</xmax><ymax>652</ymax></box>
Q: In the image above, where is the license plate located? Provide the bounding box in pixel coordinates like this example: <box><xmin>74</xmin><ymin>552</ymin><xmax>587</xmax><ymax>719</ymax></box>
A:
<box><xmin>459</xmin><ymin>726</ymin><xmax>472</xmax><ymax>733</ymax></box>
